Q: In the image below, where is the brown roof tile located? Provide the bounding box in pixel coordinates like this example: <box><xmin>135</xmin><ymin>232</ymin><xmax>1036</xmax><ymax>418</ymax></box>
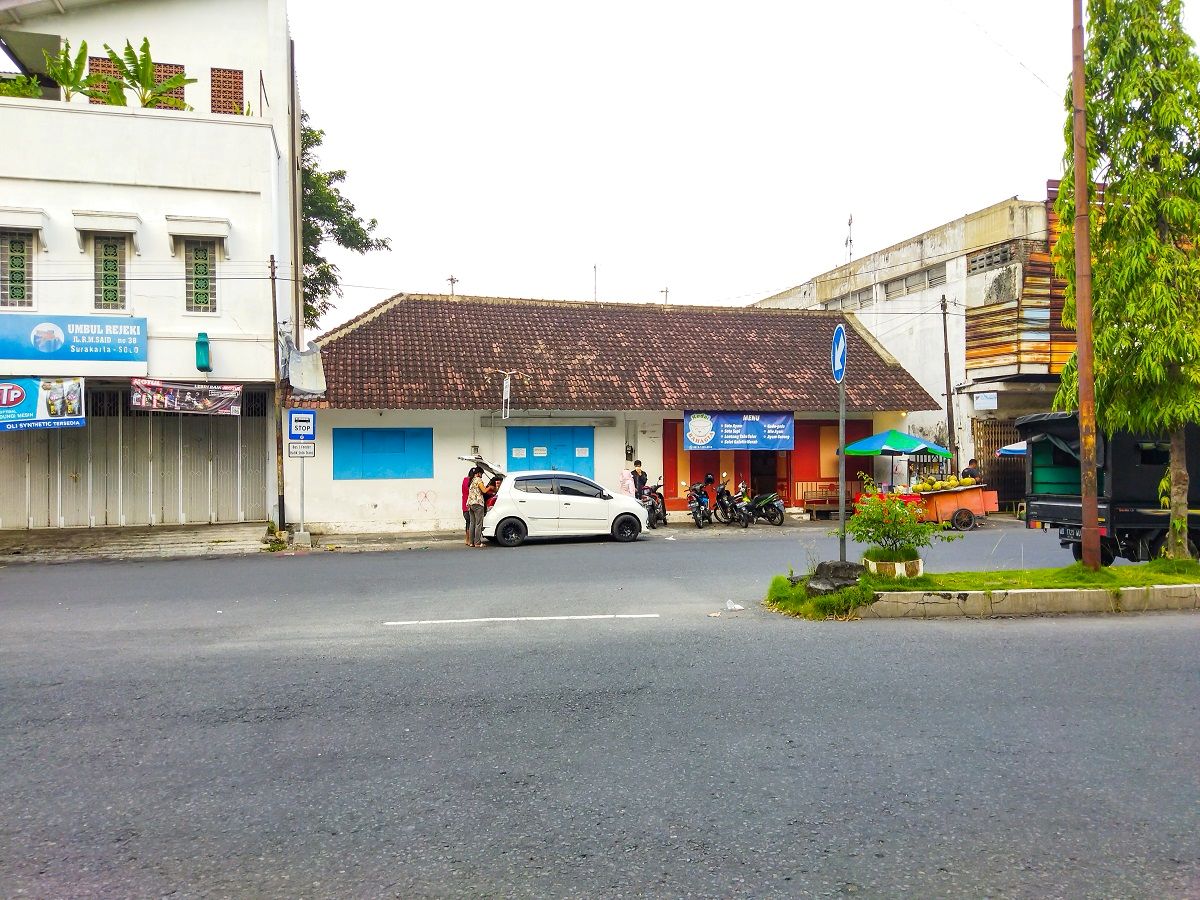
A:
<box><xmin>313</xmin><ymin>294</ymin><xmax>939</xmax><ymax>412</ymax></box>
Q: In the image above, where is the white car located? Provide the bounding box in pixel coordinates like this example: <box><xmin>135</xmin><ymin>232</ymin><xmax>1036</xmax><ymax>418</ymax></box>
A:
<box><xmin>482</xmin><ymin>470</ymin><xmax>648</xmax><ymax>547</ymax></box>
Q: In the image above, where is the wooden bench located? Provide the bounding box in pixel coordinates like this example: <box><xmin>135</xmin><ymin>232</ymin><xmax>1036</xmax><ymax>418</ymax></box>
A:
<box><xmin>802</xmin><ymin>489</ymin><xmax>841</xmax><ymax>518</ymax></box>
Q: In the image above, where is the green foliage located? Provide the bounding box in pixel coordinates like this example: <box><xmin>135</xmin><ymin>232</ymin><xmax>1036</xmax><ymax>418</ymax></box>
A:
<box><xmin>862</xmin><ymin>546</ymin><xmax>920</xmax><ymax>562</ymax></box>
<box><xmin>1054</xmin><ymin>0</ymin><xmax>1200</xmax><ymax>558</ymax></box>
<box><xmin>83</xmin><ymin>73</ymin><xmax>127</xmax><ymax>106</ymax></box>
<box><xmin>764</xmin><ymin>576</ymin><xmax>877</xmax><ymax>620</ymax></box>
<box><xmin>0</xmin><ymin>74</ymin><xmax>43</xmax><ymax>98</ymax></box>
<box><xmin>42</xmin><ymin>39</ymin><xmax>89</xmax><ymax>100</ymax></box>
<box><xmin>301</xmin><ymin>111</ymin><xmax>391</xmax><ymax>328</ymax></box>
<box><xmin>843</xmin><ymin>475</ymin><xmax>959</xmax><ymax>557</ymax></box>
<box><xmin>99</xmin><ymin>38</ymin><xmax>196</xmax><ymax>109</ymax></box>
<box><xmin>765</xmin><ymin>558</ymin><xmax>1200</xmax><ymax>620</ymax></box>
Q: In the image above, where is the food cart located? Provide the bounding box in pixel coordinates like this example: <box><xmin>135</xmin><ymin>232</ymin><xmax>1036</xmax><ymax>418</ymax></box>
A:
<box><xmin>914</xmin><ymin>483</ymin><xmax>998</xmax><ymax>530</ymax></box>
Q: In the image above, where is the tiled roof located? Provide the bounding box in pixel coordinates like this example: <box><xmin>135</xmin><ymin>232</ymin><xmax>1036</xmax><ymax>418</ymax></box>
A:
<box><xmin>313</xmin><ymin>294</ymin><xmax>939</xmax><ymax>412</ymax></box>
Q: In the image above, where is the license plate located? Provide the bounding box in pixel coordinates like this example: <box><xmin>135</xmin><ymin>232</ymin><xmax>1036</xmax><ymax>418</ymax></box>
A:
<box><xmin>1059</xmin><ymin>527</ymin><xmax>1082</xmax><ymax>541</ymax></box>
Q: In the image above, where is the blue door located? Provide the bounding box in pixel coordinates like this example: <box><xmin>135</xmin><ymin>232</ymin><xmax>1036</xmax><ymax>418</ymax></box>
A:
<box><xmin>506</xmin><ymin>426</ymin><xmax>594</xmax><ymax>479</ymax></box>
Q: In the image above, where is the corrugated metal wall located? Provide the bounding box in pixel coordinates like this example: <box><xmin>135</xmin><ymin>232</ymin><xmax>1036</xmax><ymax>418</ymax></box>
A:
<box><xmin>0</xmin><ymin>387</ymin><xmax>270</xmax><ymax>529</ymax></box>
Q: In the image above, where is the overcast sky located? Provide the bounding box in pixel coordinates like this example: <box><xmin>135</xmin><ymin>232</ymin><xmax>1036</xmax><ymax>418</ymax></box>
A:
<box><xmin>286</xmin><ymin>0</ymin><xmax>1200</xmax><ymax>332</ymax></box>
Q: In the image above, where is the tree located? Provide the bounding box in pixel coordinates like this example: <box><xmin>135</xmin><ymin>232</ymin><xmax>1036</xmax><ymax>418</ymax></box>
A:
<box><xmin>99</xmin><ymin>39</ymin><xmax>196</xmax><ymax>109</ymax></box>
<box><xmin>1055</xmin><ymin>0</ymin><xmax>1200</xmax><ymax>559</ymax></box>
<box><xmin>301</xmin><ymin>112</ymin><xmax>390</xmax><ymax>328</ymax></box>
<box><xmin>42</xmin><ymin>39</ymin><xmax>89</xmax><ymax>101</ymax></box>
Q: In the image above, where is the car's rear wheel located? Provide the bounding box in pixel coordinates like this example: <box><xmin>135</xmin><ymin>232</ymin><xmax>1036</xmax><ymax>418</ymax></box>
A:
<box><xmin>495</xmin><ymin>517</ymin><xmax>527</xmax><ymax>548</ymax></box>
<box><xmin>612</xmin><ymin>514</ymin><xmax>641</xmax><ymax>542</ymax></box>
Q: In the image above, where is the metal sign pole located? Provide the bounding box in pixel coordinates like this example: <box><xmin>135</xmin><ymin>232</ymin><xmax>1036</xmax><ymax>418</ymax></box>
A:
<box><xmin>300</xmin><ymin>456</ymin><xmax>305</xmax><ymax>537</ymax></box>
<box><xmin>838</xmin><ymin>375</ymin><xmax>846</xmax><ymax>563</ymax></box>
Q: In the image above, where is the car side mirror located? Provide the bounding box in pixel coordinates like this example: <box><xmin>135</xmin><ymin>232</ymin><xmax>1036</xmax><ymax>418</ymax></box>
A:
<box><xmin>601</xmin><ymin>492</ymin><xmax>613</xmax><ymax>500</ymax></box>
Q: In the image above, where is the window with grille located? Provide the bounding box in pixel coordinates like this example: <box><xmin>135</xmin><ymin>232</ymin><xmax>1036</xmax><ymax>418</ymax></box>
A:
<box><xmin>93</xmin><ymin>235</ymin><xmax>127</xmax><ymax>310</ymax></box>
<box><xmin>967</xmin><ymin>245</ymin><xmax>1012</xmax><ymax>274</ymax></box>
<box><xmin>927</xmin><ymin>263</ymin><xmax>947</xmax><ymax>286</ymax></box>
<box><xmin>185</xmin><ymin>240</ymin><xmax>217</xmax><ymax>312</ymax></box>
<box><xmin>210</xmin><ymin>67</ymin><xmax>244</xmax><ymax>114</ymax></box>
<box><xmin>0</xmin><ymin>231</ymin><xmax>32</xmax><ymax>307</ymax></box>
<box><xmin>883</xmin><ymin>278</ymin><xmax>905</xmax><ymax>300</ymax></box>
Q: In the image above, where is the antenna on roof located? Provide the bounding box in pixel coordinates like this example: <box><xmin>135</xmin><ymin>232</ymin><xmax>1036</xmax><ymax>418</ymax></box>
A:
<box><xmin>447</xmin><ymin>275</ymin><xmax>458</xmax><ymax>299</ymax></box>
<box><xmin>845</xmin><ymin>214</ymin><xmax>853</xmax><ymax>264</ymax></box>
<box><xmin>661</xmin><ymin>286</ymin><xmax>669</xmax><ymax>308</ymax></box>
<box><xmin>593</xmin><ymin>265</ymin><xmax>597</xmax><ymax>302</ymax></box>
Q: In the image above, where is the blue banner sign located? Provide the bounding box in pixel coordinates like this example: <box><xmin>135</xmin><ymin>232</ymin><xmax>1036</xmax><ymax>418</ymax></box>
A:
<box><xmin>683</xmin><ymin>411</ymin><xmax>795</xmax><ymax>450</ymax></box>
<box><xmin>0</xmin><ymin>313</ymin><xmax>147</xmax><ymax>363</ymax></box>
<box><xmin>0</xmin><ymin>377</ymin><xmax>86</xmax><ymax>431</ymax></box>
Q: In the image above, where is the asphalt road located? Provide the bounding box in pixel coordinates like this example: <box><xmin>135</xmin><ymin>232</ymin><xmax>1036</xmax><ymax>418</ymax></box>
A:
<box><xmin>2</xmin><ymin>527</ymin><xmax>1197</xmax><ymax>898</ymax></box>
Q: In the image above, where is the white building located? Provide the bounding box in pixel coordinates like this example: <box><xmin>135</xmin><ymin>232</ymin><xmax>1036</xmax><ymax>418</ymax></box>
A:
<box><xmin>0</xmin><ymin>0</ymin><xmax>300</xmax><ymax>529</ymax></box>
<box><xmin>755</xmin><ymin>188</ymin><xmax>1076</xmax><ymax>503</ymax></box>
<box><xmin>284</xmin><ymin>294</ymin><xmax>937</xmax><ymax>534</ymax></box>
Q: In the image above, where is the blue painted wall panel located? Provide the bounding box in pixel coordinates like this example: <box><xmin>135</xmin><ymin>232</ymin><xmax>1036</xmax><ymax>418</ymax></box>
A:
<box><xmin>333</xmin><ymin>428</ymin><xmax>434</xmax><ymax>480</ymax></box>
<box><xmin>506</xmin><ymin>426</ymin><xmax>594</xmax><ymax>478</ymax></box>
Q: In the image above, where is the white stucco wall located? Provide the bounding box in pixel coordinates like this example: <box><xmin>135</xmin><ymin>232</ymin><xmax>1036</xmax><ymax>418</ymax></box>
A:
<box><xmin>284</xmin><ymin>409</ymin><xmax>664</xmax><ymax>534</ymax></box>
<box><xmin>1</xmin><ymin>0</ymin><xmax>297</xmax><ymax>382</ymax></box>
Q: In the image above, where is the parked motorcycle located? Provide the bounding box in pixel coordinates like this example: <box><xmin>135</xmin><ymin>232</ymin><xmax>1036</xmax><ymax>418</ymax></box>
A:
<box><xmin>713</xmin><ymin>473</ymin><xmax>750</xmax><ymax>527</ymax></box>
<box><xmin>739</xmin><ymin>480</ymin><xmax>785</xmax><ymax>525</ymax></box>
<box><xmin>683</xmin><ymin>480</ymin><xmax>713</xmax><ymax>528</ymax></box>
<box><xmin>637</xmin><ymin>479</ymin><xmax>667</xmax><ymax>529</ymax></box>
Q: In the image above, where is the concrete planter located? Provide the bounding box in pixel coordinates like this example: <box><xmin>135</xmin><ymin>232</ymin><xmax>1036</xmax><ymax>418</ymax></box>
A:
<box><xmin>862</xmin><ymin>556</ymin><xmax>924</xmax><ymax>578</ymax></box>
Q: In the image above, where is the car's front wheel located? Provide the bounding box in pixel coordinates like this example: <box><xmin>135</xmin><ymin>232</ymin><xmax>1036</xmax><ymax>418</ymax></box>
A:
<box><xmin>611</xmin><ymin>514</ymin><xmax>641</xmax><ymax>542</ymax></box>
<box><xmin>495</xmin><ymin>517</ymin><xmax>528</xmax><ymax>547</ymax></box>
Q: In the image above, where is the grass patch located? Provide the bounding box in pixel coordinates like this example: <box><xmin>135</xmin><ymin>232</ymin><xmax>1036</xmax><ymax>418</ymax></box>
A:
<box><xmin>862</xmin><ymin>546</ymin><xmax>919</xmax><ymax>563</ymax></box>
<box><xmin>765</xmin><ymin>558</ymin><xmax>1200</xmax><ymax>620</ymax></box>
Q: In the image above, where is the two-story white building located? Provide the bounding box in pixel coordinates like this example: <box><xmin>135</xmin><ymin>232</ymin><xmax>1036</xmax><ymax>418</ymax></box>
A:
<box><xmin>0</xmin><ymin>0</ymin><xmax>300</xmax><ymax>529</ymax></box>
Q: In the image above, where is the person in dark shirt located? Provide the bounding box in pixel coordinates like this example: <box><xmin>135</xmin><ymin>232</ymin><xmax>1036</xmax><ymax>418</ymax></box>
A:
<box><xmin>631</xmin><ymin>460</ymin><xmax>648</xmax><ymax>494</ymax></box>
<box><xmin>960</xmin><ymin>458</ymin><xmax>981</xmax><ymax>480</ymax></box>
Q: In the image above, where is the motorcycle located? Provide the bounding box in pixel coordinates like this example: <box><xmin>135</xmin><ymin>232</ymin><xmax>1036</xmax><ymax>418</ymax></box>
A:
<box><xmin>739</xmin><ymin>480</ymin><xmax>785</xmax><ymax>526</ymax></box>
<box><xmin>637</xmin><ymin>479</ymin><xmax>667</xmax><ymax>529</ymax></box>
<box><xmin>712</xmin><ymin>473</ymin><xmax>750</xmax><ymax>527</ymax></box>
<box><xmin>683</xmin><ymin>480</ymin><xmax>713</xmax><ymax>528</ymax></box>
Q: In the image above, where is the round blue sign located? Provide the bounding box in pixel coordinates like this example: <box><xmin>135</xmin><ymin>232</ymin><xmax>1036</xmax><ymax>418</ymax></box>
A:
<box><xmin>831</xmin><ymin>324</ymin><xmax>847</xmax><ymax>384</ymax></box>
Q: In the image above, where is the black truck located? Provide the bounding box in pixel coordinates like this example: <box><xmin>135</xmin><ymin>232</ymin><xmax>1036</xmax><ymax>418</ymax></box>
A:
<box><xmin>1017</xmin><ymin>412</ymin><xmax>1200</xmax><ymax>565</ymax></box>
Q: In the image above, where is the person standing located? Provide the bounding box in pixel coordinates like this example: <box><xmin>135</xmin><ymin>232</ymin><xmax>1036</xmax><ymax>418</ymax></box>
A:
<box><xmin>467</xmin><ymin>468</ymin><xmax>488</xmax><ymax>548</ymax></box>
<box><xmin>961</xmin><ymin>458</ymin><xmax>981</xmax><ymax>480</ymax></box>
<box><xmin>619</xmin><ymin>467</ymin><xmax>635</xmax><ymax>497</ymax></box>
<box><xmin>631</xmin><ymin>460</ymin><xmax>648</xmax><ymax>494</ymax></box>
<box><xmin>461</xmin><ymin>466</ymin><xmax>479</xmax><ymax>546</ymax></box>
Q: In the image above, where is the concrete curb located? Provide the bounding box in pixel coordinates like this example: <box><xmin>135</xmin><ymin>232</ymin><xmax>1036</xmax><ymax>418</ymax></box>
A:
<box><xmin>857</xmin><ymin>584</ymin><xmax>1200</xmax><ymax>619</ymax></box>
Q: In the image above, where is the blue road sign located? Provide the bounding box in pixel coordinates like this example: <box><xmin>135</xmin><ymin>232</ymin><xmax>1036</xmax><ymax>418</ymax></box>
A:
<box><xmin>288</xmin><ymin>408</ymin><xmax>316</xmax><ymax>441</ymax></box>
<box><xmin>831</xmin><ymin>324</ymin><xmax>847</xmax><ymax>384</ymax></box>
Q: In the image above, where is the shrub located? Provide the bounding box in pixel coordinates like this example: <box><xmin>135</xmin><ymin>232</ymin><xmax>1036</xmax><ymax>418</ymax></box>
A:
<box><xmin>0</xmin><ymin>74</ymin><xmax>43</xmax><ymax>98</ymax></box>
<box><xmin>845</xmin><ymin>474</ymin><xmax>959</xmax><ymax>560</ymax></box>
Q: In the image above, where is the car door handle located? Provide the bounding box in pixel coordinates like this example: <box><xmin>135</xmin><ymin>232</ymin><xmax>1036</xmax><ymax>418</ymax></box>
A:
<box><xmin>563</xmin><ymin>502</ymin><xmax>571</xmax><ymax>506</ymax></box>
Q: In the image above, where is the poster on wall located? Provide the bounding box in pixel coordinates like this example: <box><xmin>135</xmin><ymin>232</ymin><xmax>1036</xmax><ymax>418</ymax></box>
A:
<box><xmin>683</xmin><ymin>411</ymin><xmax>795</xmax><ymax>451</ymax></box>
<box><xmin>130</xmin><ymin>378</ymin><xmax>243</xmax><ymax>415</ymax></box>
<box><xmin>0</xmin><ymin>377</ymin><xmax>86</xmax><ymax>431</ymax></box>
<box><xmin>0</xmin><ymin>313</ymin><xmax>147</xmax><ymax>362</ymax></box>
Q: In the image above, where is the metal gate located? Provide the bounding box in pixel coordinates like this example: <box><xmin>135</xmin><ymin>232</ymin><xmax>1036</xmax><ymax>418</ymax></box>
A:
<box><xmin>0</xmin><ymin>388</ymin><xmax>269</xmax><ymax>529</ymax></box>
<box><xmin>971</xmin><ymin>418</ymin><xmax>1024</xmax><ymax>505</ymax></box>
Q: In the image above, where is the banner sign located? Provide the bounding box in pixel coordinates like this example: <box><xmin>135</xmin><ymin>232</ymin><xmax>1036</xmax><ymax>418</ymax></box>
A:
<box><xmin>0</xmin><ymin>377</ymin><xmax>86</xmax><ymax>431</ymax></box>
<box><xmin>0</xmin><ymin>313</ymin><xmax>147</xmax><ymax>363</ymax></box>
<box><xmin>131</xmin><ymin>378</ymin><xmax>243</xmax><ymax>415</ymax></box>
<box><xmin>683</xmin><ymin>411</ymin><xmax>795</xmax><ymax>451</ymax></box>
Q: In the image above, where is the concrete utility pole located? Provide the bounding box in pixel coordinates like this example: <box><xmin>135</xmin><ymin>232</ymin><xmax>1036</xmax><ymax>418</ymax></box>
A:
<box><xmin>940</xmin><ymin>295</ymin><xmax>958</xmax><ymax>471</ymax></box>
<box><xmin>447</xmin><ymin>275</ymin><xmax>458</xmax><ymax>298</ymax></box>
<box><xmin>269</xmin><ymin>255</ymin><xmax>285</xmax><ymax>532</ymax></box>
<box><xmin>1072</xmin><ymin>0</ymin><xmax>1101</xmax><ymax>570</ymax></box>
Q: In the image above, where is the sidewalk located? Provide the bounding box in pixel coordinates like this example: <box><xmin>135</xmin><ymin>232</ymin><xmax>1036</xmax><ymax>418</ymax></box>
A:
<box><xmin>0</xmin><ymin>511</ymin><xmax>1028</xmax><ymax>565</ymax></box>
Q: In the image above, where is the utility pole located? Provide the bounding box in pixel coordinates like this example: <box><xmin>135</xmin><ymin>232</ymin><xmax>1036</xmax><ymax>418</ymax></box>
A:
<box><xmin>940</xmin><ymin>295</ymin><xmax>958</xmax><ymax>472</ymax></box>
<box><xmin>447</xmin><ymin>275</ymin><xmax>458</xmax><ymax>298</ymax></box>
<box><xmin>269</xmin><ymin>254</ymin><xmax>285</xmax><ymax>532</ymax></box>
<box><xmin>1072</xmin><ymin>0</ymin><xmax>1101</xmax><ymax>570</ymax></box>
<box><xmin>661</xmin><ymin>286</ymin><xmax>669</xmax><ymax>306</ymax></box>
<box><xmin>593</xmin><ymin>265</ymin><xmax>597</xmax><ymax>302</ymax></box>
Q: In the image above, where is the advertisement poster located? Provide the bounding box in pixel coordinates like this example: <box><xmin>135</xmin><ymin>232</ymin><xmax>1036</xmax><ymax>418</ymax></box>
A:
<box><xmin>0</xmin><ymin>377</ymin><xmax>86</xmax><ymax>431</ymax></box>
<box><xmin>0</xmin><ymin>313</ymin><xmax>147</xmax><ymax>363</ymax></box>
<box><xmin>130</xmin><ymin>379</ymin><xmax>243</xmax><ymax>415</ymax></box>
<box><xmin>683</xmin><ymin>411</ymin><xmax>795</xmax><ymax>451</ymax></box>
